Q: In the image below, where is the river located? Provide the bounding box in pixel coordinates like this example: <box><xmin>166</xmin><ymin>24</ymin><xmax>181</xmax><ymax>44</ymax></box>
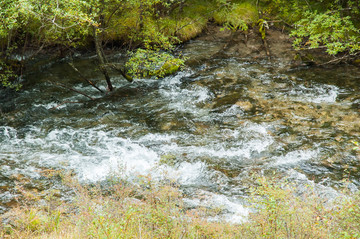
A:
<box><xmin>1</xmin><ymin>34</ymin><xmax>360</xmax><ymax>222</ymax></box>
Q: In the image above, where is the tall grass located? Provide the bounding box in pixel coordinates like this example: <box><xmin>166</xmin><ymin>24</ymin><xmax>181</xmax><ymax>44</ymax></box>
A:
<box><xmin>242</xmin><ymin>176</ymin><xmax>360</xmax><ymax>238</ymax></box>
<box><xmin>1</xmin><ymin>172</ymin><xmax>360</xmax><ymax>238</ymax></box>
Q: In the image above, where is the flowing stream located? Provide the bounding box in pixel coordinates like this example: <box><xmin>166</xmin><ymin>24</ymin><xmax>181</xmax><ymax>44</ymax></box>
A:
<box><xmin>1</xmin><ymin>36</ymin><xmax>360</xmax><ymax>222</ymax></box>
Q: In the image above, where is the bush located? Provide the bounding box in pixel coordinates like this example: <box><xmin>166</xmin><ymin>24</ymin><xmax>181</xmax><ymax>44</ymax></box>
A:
<box><xmin>126</xmin><ymin>49</ymin><xmax>185</xmax><ymax>79</ymax></box>
<box><xmin>291</xmin><ymin>11</ymin><xmax>360</xmax><ymax>55</ymax></box>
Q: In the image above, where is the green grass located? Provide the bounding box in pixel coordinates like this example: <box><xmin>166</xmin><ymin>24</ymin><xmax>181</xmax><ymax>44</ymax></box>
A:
<box><xmin>1</xmin><ymin>172</ymin><xmax>360</xmax><ymax>238</ymax></box>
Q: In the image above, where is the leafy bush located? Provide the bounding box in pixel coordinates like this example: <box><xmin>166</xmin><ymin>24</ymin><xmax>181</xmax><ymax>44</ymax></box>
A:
<box><xmin>291</xmin><ymin>11</ymin><xmax>360</xmax><ymax>55</ymax></box>
<box><xmin>0</xmin><ymin>60</ymin><xmax>22</xmax><ymax>90</ymax></box>
<box><xmin>126</xmin><ymin>49</ymin><xmax>185</xmax><ymax>79</ymax></box>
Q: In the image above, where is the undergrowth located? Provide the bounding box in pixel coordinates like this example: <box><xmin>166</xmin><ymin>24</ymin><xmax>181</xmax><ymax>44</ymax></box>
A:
<box><xmin>1</xmin><ymin>172</ymin><xmax>360</xmax><ymax>238</ymax></box>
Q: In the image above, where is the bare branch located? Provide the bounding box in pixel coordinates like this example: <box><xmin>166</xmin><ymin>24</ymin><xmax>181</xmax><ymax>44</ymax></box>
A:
<box><xmin>103</xmin><ymin>63</ymin><xmax>133</xmax><ymax>82</ymax></box>
<box><xmin>318</xmin><ymin>54</ymin><xmax>351</xmax><ymax>66</ymax></box>
<box><xmin>68</xmin><ymin>62</ymin><xmax>104</xmax><ymax>93</ymax></box>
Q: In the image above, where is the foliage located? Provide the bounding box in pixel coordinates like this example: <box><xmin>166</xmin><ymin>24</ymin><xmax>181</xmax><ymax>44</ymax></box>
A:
<box><xmin>352</xmin><ymin>140</ymin><xmax>360</xmax><ymax>151</ymax></box>
<box><xmin>14</xmin><ymin>0</ymin><xmax>93</xmax><ymax>48</ymax></box>
<box><xmin>260</xmin><ymin>0</ymin><xmax>360</xmax><ymax>57</ymax></box>
<box><xmin>257</xmin><ymin>18</ymin><xmax>269</xmax><ymax>39</ymax></box>
<box><xmin>214</xmin><ymin>2</ymin><xmax>257</xmax><ymax>32</ymax></box>
<box><xmin>1</xmin><ymin>0</ymin><xmax>360</xmax><ymax>91</ymax></box>
<box><xmin>0</xmin><ymin>60</ymin><xmax>22</xmax><ymax>90</ymax></box>
<box><xmin>291</xmin><ymin>11</ymin><xmax>360</xmax><ymax>55</ymax></box>
<box><xmin>0</xmin><ymin>0</ymin><xmax>20</xmax><ymax>41</ymax></box>
<box><xmin>260</xmin><ymin>0</ymin><xmax>310</xmax><ymax>22</ymax></box>
<box><xmin>126</xmin><ymin>48</ymin><xmax>185</xmax><ymax>79</ymax></box>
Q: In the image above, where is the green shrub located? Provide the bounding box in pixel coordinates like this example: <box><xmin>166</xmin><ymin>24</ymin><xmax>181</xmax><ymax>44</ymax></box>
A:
<box><xmin>0</xmin><ymin>60</ymin><xmax>22</xmax><ymax>90</ymax></box>
<box><xmin>125</xmin><ymin>49</ymin><xmax>185</xmax><ymax>79</ymax></box>
<box><xmin>291</xmin><ymin>11</ymin><xmax>360</xmax><ymax>55</ymax></box>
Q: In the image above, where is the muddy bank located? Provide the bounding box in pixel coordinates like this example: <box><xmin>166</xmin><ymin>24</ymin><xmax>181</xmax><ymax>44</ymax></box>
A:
<box><xmin>189</xmin><ymin>24</ymin><xmax>346</xmax><ymax>68</ymax></box>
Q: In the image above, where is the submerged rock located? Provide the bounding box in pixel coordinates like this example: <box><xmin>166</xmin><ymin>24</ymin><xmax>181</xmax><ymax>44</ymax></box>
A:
<box><xmin>0</xmin><ymin>88</ymin><xmax>16</xmax><ymax>114</ymax></box>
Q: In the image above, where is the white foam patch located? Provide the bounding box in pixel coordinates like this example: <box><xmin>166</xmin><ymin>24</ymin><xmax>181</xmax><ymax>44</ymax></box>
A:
<box><xmin>40</xmin><ymin>129</ymin><xmax>160</xmax><ymax>181</ymax></box>
<box><xmin>0</xmin><ymin>126</ymin><xmax>161</xmax><ymax>182</ymax></box>
<box><xmin>137</xmin><ymin>133</ymin><xmax>177</xmax><ymax>144</ymax></box>
<box><xmin>0</xmin><ymin>126</ymin><xmax>18</xmax><ymax>141</ymax></box>
<box><xmin>286</xmin><ymin>169</ymin><xmax>341</xmax><ymax>200</ymax></box>
<box><xmin>176</xmin><ymin>143</ymin><xmax>269</xmax><ymax>160</ymax></box>
<box><xmin>171</xmin><ymin>161</ymin><xmax>205</xmax><ymax>185</ymax></box>
<box><xmin>272</xmin><ymin>150</ymin><xmax>317</xmax><ymax>166</ymax></box>
<box><xmin>288</xmin><ymin>83</ymin><xmax>339</xmax><ymax>104</ymax></box>
<box><xmin>245</xmin><ymin>122</ymin><xmax>270</xmax><ymax>135</ymax></box>
<box><xmin>159</xmin><ymin>73</ymin><xmax>213</xmax><ymax>115</ymax></box>
<box><xmin>220</xmin><ymin>105</ymin><xmax>244</xmax><ymax>117</ymax></box>
<box><xmin>79</xmin><ymin>144</ymin><xmax>159</xmax><ymax>181</ymax></box>
<box><xmin>137</xmin><ymin>123</ymin><xmax>274</xmax><ymax>162</ymax></box>
<box><xmin>183</xmin><ymin>190</ymin><xmax>249</xmax><ymax>224</ymax></box>
<box><xmin>34</xmin><ymin>102</ymin><xmax>67</xmax><ymax>110</ymax></box>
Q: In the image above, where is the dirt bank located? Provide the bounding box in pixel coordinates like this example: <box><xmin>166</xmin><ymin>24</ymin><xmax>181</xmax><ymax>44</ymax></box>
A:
<box><xmin>194</xmin><ymin>24</ymin><xmax>335</xmax><ymax>67</ymax></box>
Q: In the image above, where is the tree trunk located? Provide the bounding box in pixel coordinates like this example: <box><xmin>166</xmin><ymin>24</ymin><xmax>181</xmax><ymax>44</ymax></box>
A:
<box><xmin>94</xmin><ymin>0</ymin><xmax>113</xmax><ymax>91</ymax></box>
<box><xmin>93</xmin><ymin>26</ymin><xmax>113</xmax><ymax>91</ymax></box>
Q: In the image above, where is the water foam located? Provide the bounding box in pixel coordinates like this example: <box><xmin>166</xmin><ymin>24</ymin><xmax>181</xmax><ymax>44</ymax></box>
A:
<box><xmin>288</xmin><ymin>83</ymin><xmax>339</xmax><ymax>104</ymax></box>
<box><xmin>183</xmin><ymin>190</ymin><xmax>249</xmax><ymax>223</ymax></box>
<box><xmin>271</xmin><ymin>149</ymin><xmax>318</xmax><ymax>166</ymax></box>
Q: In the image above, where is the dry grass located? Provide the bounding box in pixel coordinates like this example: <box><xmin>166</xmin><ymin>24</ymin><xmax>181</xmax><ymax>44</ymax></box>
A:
<box><xmin>1</xmin><ymin>173</ymin><xmax>241</xmax><ymax>238</ymax></box>
<box><xmin>1</xmin><ymin>173</ymin><xmax>360</xmax><ymax>239</ymax></box>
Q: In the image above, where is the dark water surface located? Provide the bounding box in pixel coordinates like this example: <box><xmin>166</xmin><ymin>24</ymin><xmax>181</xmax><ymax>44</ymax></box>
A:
<box><xmin>1</xmin><ymin>38</ymin><xmax>359</xmax><ymax>221</ymax></box>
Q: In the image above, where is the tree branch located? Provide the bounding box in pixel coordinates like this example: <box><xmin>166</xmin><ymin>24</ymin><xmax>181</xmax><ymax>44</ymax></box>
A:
<box><xmin>103</xmin><ymin>63</ymin><xmax>133</xmax><ymax>82</ymax></box>
<box><xmin>67</xmin><ymin>62</ymin><xmax>104</xmax><ymax>93</ymax></box>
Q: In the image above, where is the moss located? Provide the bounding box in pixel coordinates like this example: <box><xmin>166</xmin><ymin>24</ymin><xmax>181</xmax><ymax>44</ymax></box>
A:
<box><xmin>154</xmin><ymin>58</ymin><xmax>182</xmax><ymax>77</ymax></box>
<box><xmin>352</xmin><ymin>58</ymin><xmax>360</xmax><ymax>66</ymax></box>
<box><xmin>159</xmin><ymin>154</ymin><xmax>177</xmax><ymax>166</ymax></box>
<box><xmin>105</xmin><ymin>8</ymin><xmax>140</xmax><ymax>42</ymax></box>
<box><xmin>213</xmin><ymin>2</ymin><xmax>258</xmax><ymax>27</ymax></box>
<box><xmin>170</xmin><ymin>0</ymin><xmax>216</xmax><ymax>41</ymax></box>
<box><xmin>176</xmin><ymin>18</ymin><xmax>207</xmax><ymax>42</ymax></box>
<box><xmin>126</xmin><ymin>49</ymin><xmax>185</xmax><ymax>79</ymax></box>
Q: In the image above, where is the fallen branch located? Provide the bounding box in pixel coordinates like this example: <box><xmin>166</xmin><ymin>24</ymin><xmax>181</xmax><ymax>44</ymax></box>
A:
<box><xmin>318</xmin><ymin>57</ymin><xmax>347</xmax><ymax>66</ymax></box>
<box><xmin>104</xmin><ymin>63</ymin><xmax>133</xmax><ymax>82</ymax></box>
<box><xmin>68</xmin><ymin>62</ymin><xmax>104</xmax><ymax>93</ymax></box>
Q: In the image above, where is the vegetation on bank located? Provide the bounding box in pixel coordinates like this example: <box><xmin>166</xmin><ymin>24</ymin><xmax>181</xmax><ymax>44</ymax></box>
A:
<box><xmin>1</xmin><ymin>172</ymin><xmax>360</xmax><ymax>238</ymax></box>
<box><xmin>1</xmin><ymin>0</ymin><xmax>360</xmax><ymax>91</ymax></box>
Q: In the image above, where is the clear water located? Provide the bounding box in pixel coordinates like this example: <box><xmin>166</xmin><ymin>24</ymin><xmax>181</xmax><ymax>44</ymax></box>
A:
<box><xmin>1</xmin><ymin>38</ymin><xmax>360</xmax><ymax>222</ymax></box>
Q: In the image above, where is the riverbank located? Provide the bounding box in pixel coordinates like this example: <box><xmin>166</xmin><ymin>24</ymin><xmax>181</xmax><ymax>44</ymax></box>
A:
<box><xmin>2</xmin><ymin>172</ymin><xmax>360</xmax><ymax>238</ymax></box>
